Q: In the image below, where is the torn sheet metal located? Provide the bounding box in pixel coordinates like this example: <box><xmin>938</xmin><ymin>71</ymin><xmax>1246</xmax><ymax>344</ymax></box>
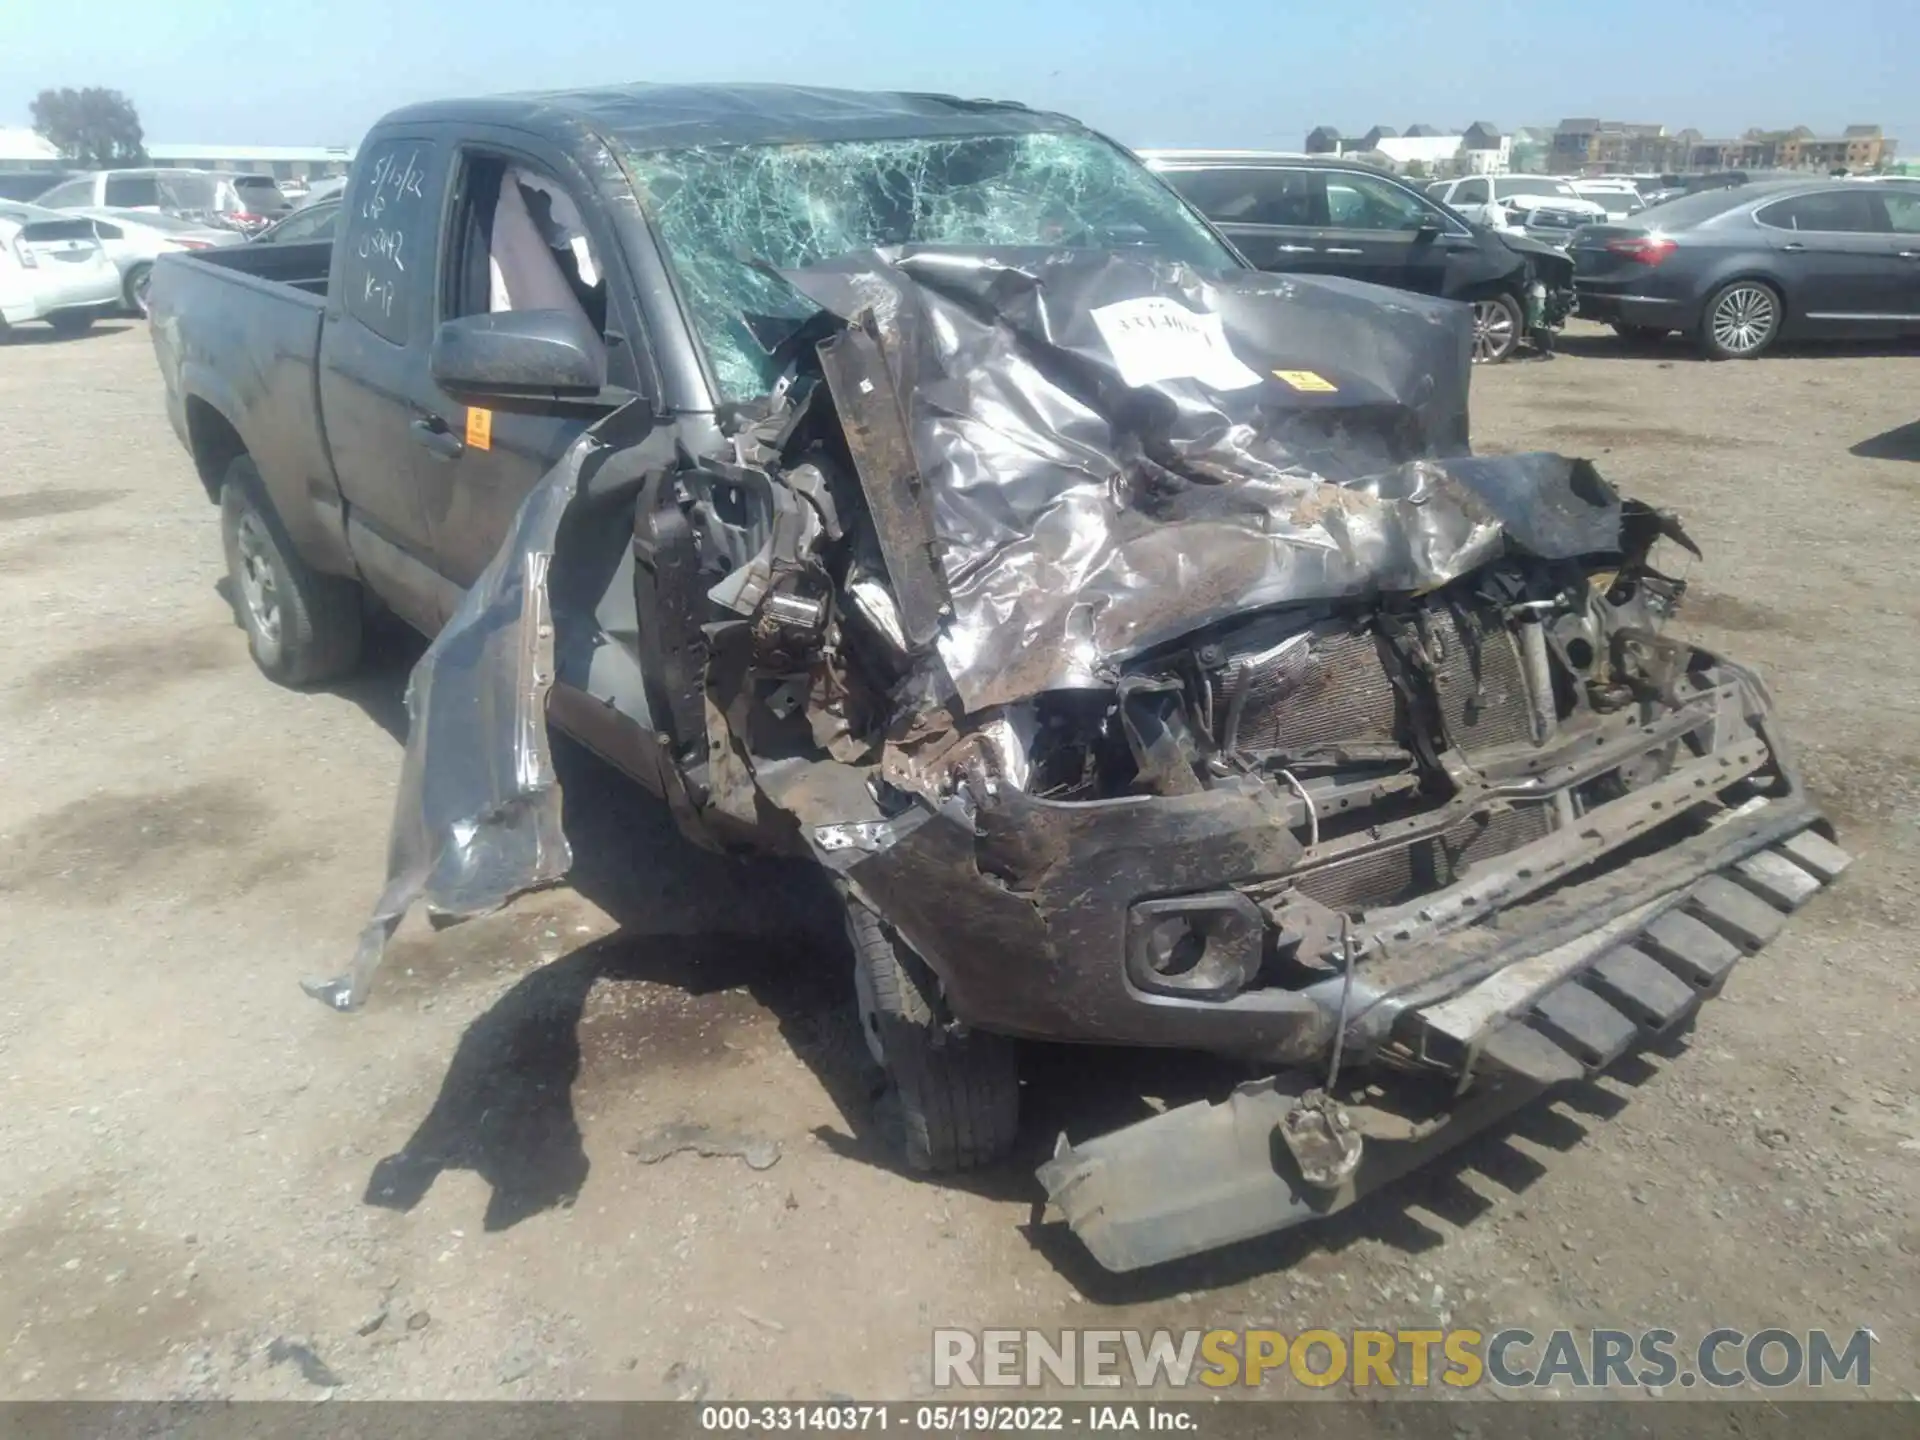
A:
<box><xmin>304</xmin><ymin>422</ymin><xmax>623</xmax><ymax>1011</ymax></box>
<box><xmin>782</xmin><ymin>249</ymin><xmax>1623</xmax><ymax>712</ymax></box>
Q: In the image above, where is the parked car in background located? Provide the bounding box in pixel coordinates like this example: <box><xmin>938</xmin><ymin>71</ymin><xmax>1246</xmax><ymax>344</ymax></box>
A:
<box><xmin>251</xmin><ymin>195</ymin><xmax>342</xmax><ymax>245</ymax></box>
<box><xmin>1428</xmin><ymin>175</ymin><xmax>1609</xmax><ymax>246</ymax></box>
<box><xmin>0</xmin><ymin>169</ymin><xmax>78</xmax><ymax>202</ymax></box>
<box><xmin>1569</xmin><ymin>179</ymin><xmax>1646</xmax><ymax>219</ymax></box>
<box><xmin>34</xmin><ymin>168</ymin><xmax>283</xmax><ymax>235</ymax></box>
<box><xmin>0</xmin><ymin>201</ymin><xmax>124</xmax><ymax>337</ymax></box>
<box><xmin>73</xmin><ymin>207</ymin><xmax>242</xmax><ymax>313</ymax></box>
<box><xmin>296</xmin><ymin>175</ymin><xmax>348</xmax><ymax>207</ymax></box>
<box><xmin>1144</xmin><ymin>151</ymin><xmax>1573</xmax><ymax>361</ymax></box>
<box><xmin>1572</xmin><ymin>179</ymin><xmax>1920</xmax><ymax>357</ymax></box>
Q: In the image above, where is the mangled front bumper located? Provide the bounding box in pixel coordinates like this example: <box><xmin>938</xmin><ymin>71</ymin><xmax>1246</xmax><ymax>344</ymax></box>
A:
<box><xmin>1031</xmin><ymin>812</ymin><xmax>1849</xmax><ymax>1273</ymax></box>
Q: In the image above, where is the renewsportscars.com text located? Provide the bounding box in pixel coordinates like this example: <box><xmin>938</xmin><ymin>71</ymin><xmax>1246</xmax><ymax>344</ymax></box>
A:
<box><xmin>932</xmin><ymin>1327</ymin><xmax>1874</xmax><ymax>1390</ymax></box>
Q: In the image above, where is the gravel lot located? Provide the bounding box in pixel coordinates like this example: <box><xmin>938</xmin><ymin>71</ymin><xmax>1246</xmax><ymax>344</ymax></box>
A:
<box><xmin>1</xmin><ymin>319</ymin><xmax>1916</xmax><ymax>1401</ymax></box>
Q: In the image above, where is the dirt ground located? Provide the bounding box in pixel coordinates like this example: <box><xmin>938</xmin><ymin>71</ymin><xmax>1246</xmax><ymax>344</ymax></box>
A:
<box><xmin>1</xmin><ymin>319</ymin><xmax>1916</xmax><ymax>1402</ymax></box>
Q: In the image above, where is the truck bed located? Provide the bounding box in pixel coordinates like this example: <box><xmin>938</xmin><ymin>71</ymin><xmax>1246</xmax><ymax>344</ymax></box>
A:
<box><xmin>185</xmin><ymin>239</ymin><xmax>333</xmax><ymax>296</ymax></box>
<box><xmin>148</xmin><ymin>240</ymin><xmax>351</xmax><ymax>576</ymax></box>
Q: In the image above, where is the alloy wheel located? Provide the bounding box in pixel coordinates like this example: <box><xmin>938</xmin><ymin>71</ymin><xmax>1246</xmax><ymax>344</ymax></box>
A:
<box><xmin>1471</xmin><ymin>299</ymin><xmax>1519</xmax><ymax>363</ymax></box>
<box><xmin>234</xmin><ymin>511</ymin><xmax>283</xmax><ymax>648</ymax></box>
<box><xmin>1710</xmin><ymin>284</ymin><xmax>1777</xmax><ymax>356</ymax></box>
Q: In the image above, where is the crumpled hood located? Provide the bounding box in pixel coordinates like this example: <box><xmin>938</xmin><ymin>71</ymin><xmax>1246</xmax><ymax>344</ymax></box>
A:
<box><xmin>783</xmin><ymin>248</ymin><xmax>1622</xmax><ymax>711</ymax></box>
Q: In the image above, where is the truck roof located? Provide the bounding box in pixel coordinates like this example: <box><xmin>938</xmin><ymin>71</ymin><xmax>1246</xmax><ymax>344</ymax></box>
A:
<box><xmin>381</xmin><ymin>82</ymin><xmax>1085</xmax><ymax>153</ymax></box>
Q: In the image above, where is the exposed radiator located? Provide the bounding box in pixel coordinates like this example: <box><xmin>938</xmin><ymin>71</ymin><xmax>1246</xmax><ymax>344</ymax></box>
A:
<box><xmin>1212</xmin><ymin>619</ymin><xmax>1401</xmax><ymax>759</ymax></box>
<box><xmin>1209</xmin><ymin>603</ymin><xmax>1537</xmax><ymax>761</ymax></box>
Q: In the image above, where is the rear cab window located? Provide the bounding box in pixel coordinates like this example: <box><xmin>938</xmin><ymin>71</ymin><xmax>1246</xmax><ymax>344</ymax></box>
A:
<box><xmin>340</xmin><ymin>139</ymin><xmax>438</xmax><ymax>344</ymax></box>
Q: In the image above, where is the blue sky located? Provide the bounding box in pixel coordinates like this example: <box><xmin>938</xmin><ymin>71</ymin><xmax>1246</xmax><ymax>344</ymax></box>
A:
<box><xmin>4</xmin><ymin>0</ymin><xmax>1915</xmax><ymax>153</ymax></box>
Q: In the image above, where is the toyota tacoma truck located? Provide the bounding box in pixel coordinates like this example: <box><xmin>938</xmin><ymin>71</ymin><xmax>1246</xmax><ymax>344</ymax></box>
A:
<box><xmin>148</xmin><ymin>83</ymin><xmax>1848</xmax><ymax>1273</ymax></box>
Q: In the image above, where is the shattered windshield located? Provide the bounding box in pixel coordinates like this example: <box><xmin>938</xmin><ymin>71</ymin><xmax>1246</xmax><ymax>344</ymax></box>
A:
<box><xmin>625</xmin><ymin>131</ymin><xmax>1236</xmax><ymax>402</ymax></box>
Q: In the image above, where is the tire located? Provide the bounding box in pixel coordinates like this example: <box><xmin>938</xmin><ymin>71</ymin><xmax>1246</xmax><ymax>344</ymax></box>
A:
<box><xmin>847</xmin><ymin>899</ymin><xmax>1020</xmax><ymax>1173</ymax></box>
<box><xmin>124</xmin><ymin>263</ymin><xmax>154</xmax><ymax>317</ymax></box>
<box><xmin>47</xmin><ymin>311</ymin><xmax>94</xmax><ymax>337</ymax></box>
<box><xmin>1469</xmin><ymin>291</ymin><xmax>1524</xmax><ymax>363</ymax></box>
<box><xmin>1697</xmin><ymin>279</ymin><xmax>1781</xmax><ymax>359</ymax></box>
<box><xmin>219</xmin><ymin>455</ymin><xmax>363</xmax><ymax>686</ymax></box>
<box><xmin>1612</xmin><ymin>322</ymin><xmax>1668</xmax><ymax>341</ymax></box>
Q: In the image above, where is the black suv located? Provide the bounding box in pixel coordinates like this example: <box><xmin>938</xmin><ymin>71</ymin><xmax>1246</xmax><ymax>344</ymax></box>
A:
<box><xmin>1145</xmin><ymin>151</ymin><xmax>1573</xmax><ymax>362</ymax></box>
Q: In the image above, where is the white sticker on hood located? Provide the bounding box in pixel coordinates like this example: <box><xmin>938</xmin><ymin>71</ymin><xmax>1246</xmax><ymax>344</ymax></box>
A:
<box><xmin>1090</xmin><ymin>296</ymin><xmax>1264</xmax><ymax>392</ymax></box>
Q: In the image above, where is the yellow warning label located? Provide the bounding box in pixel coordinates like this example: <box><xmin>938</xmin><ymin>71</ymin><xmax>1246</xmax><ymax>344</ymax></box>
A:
<box><xmin>465</xmin><ymin>406</ymin><xmax>493</xmax><ymax>451</ymax></box>
<box><xmin>1273</xmin><ymin>369</ymin><xmax>1338</xmax><ymax>393</ymax></box>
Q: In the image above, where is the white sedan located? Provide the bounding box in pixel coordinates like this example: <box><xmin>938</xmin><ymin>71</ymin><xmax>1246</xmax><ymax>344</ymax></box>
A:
<box><xmin>72</xmin><ymin>206</ymin><xmax>242</xmax><ymax>314</ymax></box>
<box><xmin>0</xmin><ymin>202</ymin><xmax>123</xmax><ymax>338</ymax></box>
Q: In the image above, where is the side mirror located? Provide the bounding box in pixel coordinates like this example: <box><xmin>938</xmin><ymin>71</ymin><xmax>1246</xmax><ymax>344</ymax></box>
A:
<box><xmin>429</xmin><ymin>308</ymin><xmax>607</xmax><ymax>402</ymax></box>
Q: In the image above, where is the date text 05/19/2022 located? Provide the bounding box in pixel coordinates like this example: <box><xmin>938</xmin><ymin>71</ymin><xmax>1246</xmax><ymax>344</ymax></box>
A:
<box><xmin>699</xmin><ymin>1405</ymin><xmax>1198</xmax><ymax>1432</ymax></box>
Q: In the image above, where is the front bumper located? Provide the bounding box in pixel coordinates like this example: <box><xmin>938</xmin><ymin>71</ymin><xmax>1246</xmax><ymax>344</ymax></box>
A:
<box><xmin>1036</xmin><ymin>823</ymin><xmax>1850</xmax><ymax>1271</ymax></box>
<box><xmin>841</xmin><ymin>669</ymin><xmax>1809</xmax><ymax>1064</ymax></box>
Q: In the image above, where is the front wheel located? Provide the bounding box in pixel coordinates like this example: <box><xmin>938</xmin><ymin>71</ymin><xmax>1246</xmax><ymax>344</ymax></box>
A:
<box><xmin>1469</xmin><ymin>292</ymin><xmax>1524</xmax><ymax>363</ymax></box>
<box><xmin>219</xmin><ymin>456</ymin><xmax>363</xmax><ymax>686</ymax></box>
<box><xmin>847</xmin><ymin>899</ymin><xmax>1020</xmax><ymax>1173</ymax></box>
<box><xmin>1698</xmin><ymin>280</ymin><xmax>1781</xmax><ymax>359</ymax></box>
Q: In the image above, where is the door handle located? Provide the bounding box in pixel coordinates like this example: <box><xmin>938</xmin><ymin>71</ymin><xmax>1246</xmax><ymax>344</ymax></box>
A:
<box><xmin>408</xmin><ymin>416</ymin><xmax>465</xmax><ymax>461</ymax></box>
<box><xmin>1899</xmin><ymin>250</ymin><xmax>1920</xmax><ymax>260</ymax></box>
<box><xmin>1780</xmin><ymin>241</ymin><xmax>1807</xmax><ymax>252</ymax></box>
<box><xmin>1322</xmin><ymin>246</ymin><xmax>1365</xmax><ymax>256</ymax></box>
<box><xmin>1273</xmin><ymin>243</ymin><xmax>1317</xmax><ymax>253</ymax></box>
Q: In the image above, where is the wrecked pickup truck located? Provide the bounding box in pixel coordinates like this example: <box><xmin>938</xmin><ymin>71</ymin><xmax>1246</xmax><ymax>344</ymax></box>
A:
<box><xmin>148</xmin><ymin>84</ymin><xmax>1848</xmax><ymax>1273</ymax></box>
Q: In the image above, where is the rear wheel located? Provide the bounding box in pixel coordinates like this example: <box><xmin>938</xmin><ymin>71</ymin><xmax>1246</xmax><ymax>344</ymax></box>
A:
<box><xmin>124</xmin><ymin>263</ymin><xmax>154</xmax><ymax>317</ymax></box>
<box><xmin>47</xmin><ymin>311</ymin><xmax>94</xmax><ymax>337</ymax></box>
<box><xmin>847</xmin><ymin>898</ymin><xmax>1020</xmax><ymax>1173</ymax></box>
<box><xmin>1698</xmin><ymin>280</ymin><xmax>1781</xmax><ymax>359</ymax></box>
<box><xmin>1469</xmin><ymin>292</ymin><xmax>1524</xmax><ymax>363</ymax></box>
<box><xmin>219</xmin><ymin>456</ymin><xmax>363</xmax><ymax>686</ymax></box>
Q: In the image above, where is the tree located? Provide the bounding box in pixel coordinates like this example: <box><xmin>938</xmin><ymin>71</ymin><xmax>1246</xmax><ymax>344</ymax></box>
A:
<box><xmin>31</xmin><ymin>87</ymin><xmax>146</xmax><ymax>168</ymax></box>
<box><xmin>1404</xmin><ymin>159</ymin><xmax>1430</xmax><ymax>179</ymax></box>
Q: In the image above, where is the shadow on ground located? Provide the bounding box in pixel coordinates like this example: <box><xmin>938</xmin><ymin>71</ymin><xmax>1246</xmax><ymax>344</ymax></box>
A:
<box><xmin>1555</xmin><ymin>329</ymin><xmax>1920</xmax><ymax>362</ymax></box>
<box><xmin>1851</xmin><ymin>420</ymin><xmax>1920</xmax><ymax>462</ymax></box>
<box><xmin>0</xmin><ymin>322</ymin><xmax>133</xmax><ymax>347</ymax></box>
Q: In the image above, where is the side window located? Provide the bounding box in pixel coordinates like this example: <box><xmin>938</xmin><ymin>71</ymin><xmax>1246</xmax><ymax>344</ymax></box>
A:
<box><xmin>1162</xmin><ymin>168</ymin><xmax>1322</xmax><ymax>228</ymax></box>
<box><xmin>104</xmin><ymin>174</ymin><xmax>160</xmax><ymax>207</ymax></box>
<box><xmin>92</xmin><ymin>220</ymin><xmax>123</xmax><ymax>240</ymax></box>
<box><xmin>1879</xmin><ymin>192</ymin><xmax>1920</xmax><ymax>234</ymax></box>
<box><xmin>341</xmin><ymin>139</ymin><xmax>437</xmax><ymax>344</ymax></box>
<box><xmin>1756</xmin><ymin>190</ymin><xmax>1883</xmax><ymax>233</ymax></box>
<box><xmin>36</xmin><ymin>178</ymin><xmax>93</xmax><ymax>208</ymax></box>
<box><xmin>1325</xmin><ymin>173</ymin><xmax>1431</xmax><ymax>232</ymax></box>
<box><xmin>439</xmin><ymin>149</ymin><xmax>635</xmax><ymax>391</ymax></box>
<box><xmin>1452</xmin><ymin>177</ymin><xmax>1489</xmax><ymax>205</ymax></box>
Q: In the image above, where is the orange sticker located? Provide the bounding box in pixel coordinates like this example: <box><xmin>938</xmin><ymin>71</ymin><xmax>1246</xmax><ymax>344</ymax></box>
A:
<box><xmin>465</xmin><ymin>406</ymin><xmax>493</xmax><ymax>450</ymax></box>
<box><xmin>1273</xmin><ymin>369</ymin><xmax>1338</xmax><ymax>393</ymax></box>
